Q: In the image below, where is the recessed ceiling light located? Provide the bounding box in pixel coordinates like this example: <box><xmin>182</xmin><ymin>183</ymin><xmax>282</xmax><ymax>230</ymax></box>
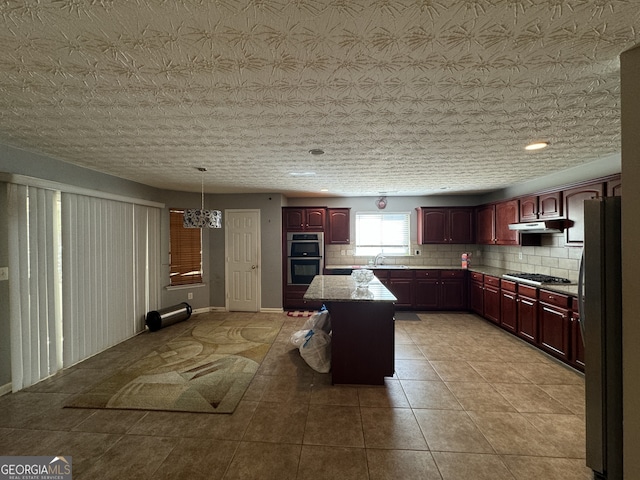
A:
<box><xmin>289</xmin><ymin>171</ymin><xmax>316</xmax><ymax>177</ymax></box>
<box><xmin>309</xmin><ymin>149</ymin><xmax>325</xmax><ymax>155</ymax></box>
<box><xmin>525</xmin><ymin>142</ymin><xmax>549</xmax><ymax>150</ymax></box>
<box><xmin>320</xmin><ymin>188</ymin><xmax>329</xmax><ymax>192</ymax></box>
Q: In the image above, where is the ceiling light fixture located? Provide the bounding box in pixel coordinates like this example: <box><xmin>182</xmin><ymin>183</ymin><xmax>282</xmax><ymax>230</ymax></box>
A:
<box><xmin>183</xmin><ymin>167</ymin><xmax>222</xmax><ymax>228</ymax></box>
<box><xmin>525</xmin><ymin>141</ymin><xmax>549</xmax><ymax>151</ymax></box>
<box><xmin>289</xmin><ymin>171</ymin><xmax>316</xmax><ymax>177</ymax></box>
<box><xmin>309</xmin><ymin>149</ymin><xmax>325</xmax><ymax>155</ymax></box>
<box><xmin>320</xmin><ymin>188</ymin><xmax>329</xmax><ymax>192</ymax></box>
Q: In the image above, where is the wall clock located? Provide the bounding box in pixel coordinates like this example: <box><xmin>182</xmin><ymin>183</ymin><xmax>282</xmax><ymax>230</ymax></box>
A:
<box><xmin>376</xmin><ymin>196</ymin><xmax>387</xmax><ymax>209</ymax></box>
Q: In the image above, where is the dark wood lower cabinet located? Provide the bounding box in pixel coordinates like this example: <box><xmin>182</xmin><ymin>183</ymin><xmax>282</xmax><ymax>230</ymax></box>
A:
<box><xmin>500</xmin><ymin>288</ymin><xmax>518</xmax><ymax>333</ymax></box>
<box><xmin>415</xmin><ymin>278</ymin><xmax>440</xmax><ymax>309</ymax></box>
<box><xmin>469</xmin><ymin>279</ymin><xmax>484</xmax><ymax>316</ymax></box>
<box><xmin>441</xmin><ymin>276</ymin><xmax>467</xmax><ymax>310</ymax></box>
<box><xmin>517</xmin><ymin>293</ymin><xmax>538</xmax><ymax>344</ymax></box>
<box><xmin>483</xmin><ymin>281</ymin><xmax>501</xmax><ymax>325</ymax></box>
<box><xmin>538</xmin><ymin>302</ymin><xmax>571</xmax><ymax>360</ymax></box>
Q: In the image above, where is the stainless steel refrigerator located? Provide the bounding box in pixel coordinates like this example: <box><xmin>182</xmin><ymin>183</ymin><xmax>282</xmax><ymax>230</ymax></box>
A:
<box><xmin>579</xmin><ymin>196</ymin><xmax>622</xmax><ymax>480</ymax></box>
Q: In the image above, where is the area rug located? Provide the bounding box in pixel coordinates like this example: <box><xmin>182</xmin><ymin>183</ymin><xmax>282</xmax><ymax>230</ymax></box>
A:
<box><xmin>65</xmin><ymin>319</ymin><xmax>282</xmax><ymax>414</ymax></box>
<box><xmin>286</xmin><ymin>310</ymin><xmax>316</xmax><ymax>317</ymax></box>
<box><xmin>395</xmin><ymin>311</ymin><xmax>421</xmax><ymax>321</ymax></box>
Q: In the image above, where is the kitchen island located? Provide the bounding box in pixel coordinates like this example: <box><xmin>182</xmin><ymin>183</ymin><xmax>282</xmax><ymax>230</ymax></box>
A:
<box><xmin>304</xmin><ymin>275</ymin><xmax>397</xmax><ymax>385</ymax></box>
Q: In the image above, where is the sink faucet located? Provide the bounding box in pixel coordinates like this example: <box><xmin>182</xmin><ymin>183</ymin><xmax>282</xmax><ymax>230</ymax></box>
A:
<box><xmin>374</xmin><ymin>253</ymin><xmax>386</xmax><ymax>266</ymax></box>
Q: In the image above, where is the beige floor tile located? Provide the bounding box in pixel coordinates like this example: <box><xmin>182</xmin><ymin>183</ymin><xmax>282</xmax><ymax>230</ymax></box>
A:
<box><xmin>430</xmin><ymin>360</ymin><xmax>488</xmax><ymax>382</ymax></box>
<box><xmin>77</xmin><ymin>434</ymin><xmax>176</xmax><ymax>480</ymax></box>
<box><xmin>310</xmin><ymin>380</ymin><xmax>360</xmax><ymax>406</ymax></box>
<box><xmin>445</xmin><ymin>382</ymin><xmax>517</xmax><ymax>412</ymax></box>
<box><xmin>243</xmin><ymin>401</ymin><xmax>308</xmax><ymax>444</ymax></box>
<box><xmin>501</xmin><ymin>455</ymin><xmax>593</xmax><ymax>480</ymax></box>
<box><xmin>521</xmin><ymin>413</ymin><xmax>586</xmax><ymax>458</ymax></box>
<box><xmin>394</xmin><ymin>359</ymin><xmax>441</xmax><ymax>380</ymax></box>
<box><xmin>538</xmin><ymin>383</ymin><xmax>586</xmax><ymax>415</ymax></box>
<box><xmin>366</xmin><ymin>449</ymin><xmax>442</xmax><ymax>480</ymax></box>
<box><xmin>414</xmin><ymin>409</ymin><xmax>495</xmax><ymax>453</ymax></box>
<box><xmin>258</xmin><ymin>373</ymin><xmax>314</xmax><ymax>403</ymax></box>
<box><xmin>467</xmin><ymin>361</ymin><xmax>532</xmax><ymax>384</ymax></box>
<box><xmin>467</xmin><ymin>411</ymin><xmax>564</xmax><ymax>457</ymax></box>
<box><xmin>222</xmin><ymin>441</ymin><xmax>301</xmax><ymax>480</ymax></box>
<box><xmin>432</xmin><ymin>452</ymin><xmax>515</xmax><ymax>480</ymax></box>
<box><xmin>298</xmin><ymin>445</ymin><xmax>368</xmax><ymax>480</ymax></box>
<box><xmin>127</xmin><ymin>401</ymin><xmax>258</xmax><ymax>440</ymax></box>
<box><xmin>510</xmin><ymin>362</ymin><xmax>584</xmax><ymax>385</ymax></box>
<box><xmin>360</xmin><ymin>407</ymin><xmax>428</xmax><ymax>450</ymax></box>
<box><xmin>72</xmin><ymin>409</ymin><xmax>148</xmax><ymax>434</ymax></box>
<box><xmin>492</xmin><ymin>383</ymin><xmax>573</xmax><ymax>414</ymax></box>
<box><xmin>400</xmin><ymin>380</ymin><xmax>462</xmax><ymax>410</ymax></box>
<box><xmin>357</xmin><ymin>379</ymin><xmax>410</xmax><ymax>408</ymax></box>
<box><xmin>152</xmin><ymin>438</ymin><xmax>239</xmax><ymax>480</ymax></box>
<box><xmin>416</xmin><ymin>344</ymin><xmax>465</xmax><ymax>361</ymax></box>
<box><xmin>395</xmin><ymin>344</ymin><xmax>427</xmax><ymax>360</ymax></box>
<box><xmin>303</xmin><ymin>404</ymin><xmax>364</xmax><ymax>447</ymax></box>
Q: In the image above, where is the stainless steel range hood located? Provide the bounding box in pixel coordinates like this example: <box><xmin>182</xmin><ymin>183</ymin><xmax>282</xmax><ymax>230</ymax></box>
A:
<box><xmin>508</xmin><ymin>219</ymin><xmax>572</xmax><ymax>234</ymax></box>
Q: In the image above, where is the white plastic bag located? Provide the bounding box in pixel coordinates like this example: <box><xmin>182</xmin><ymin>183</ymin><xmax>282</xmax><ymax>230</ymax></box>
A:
<box><xmin>290</xmin><ymin>329</ymin><xmax>310</xmax><ymax>348</ymax></box>
<box><xmin>302</xmin><ymin>309</ymin><xmax>331</xmax><ymax>334</ymax></box>
<box><xmin>299</xmin><ymin>330</ymin><xmax>331</xmax><ymax>373</ymax></box>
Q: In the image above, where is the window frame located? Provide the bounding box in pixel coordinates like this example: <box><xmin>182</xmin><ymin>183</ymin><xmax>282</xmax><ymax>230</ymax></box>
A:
<box><xmin>169</xmin><ymin>208</ymin><xmax>203</xmax><ymax>286</ymax></box>
<box><xmin>354</xmin><ymin>211</ymin><xmax>411</xmax><ymax>257</ymax></box>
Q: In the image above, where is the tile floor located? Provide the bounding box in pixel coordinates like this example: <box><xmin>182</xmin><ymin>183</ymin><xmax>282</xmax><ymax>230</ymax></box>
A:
<box><xmin>0</xmin><ymin>311</ymin><xmax>591</xmax><ymax>480</ymax></box>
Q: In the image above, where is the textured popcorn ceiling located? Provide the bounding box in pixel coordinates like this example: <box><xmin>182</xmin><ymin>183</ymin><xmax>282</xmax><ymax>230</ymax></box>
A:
<box><xmin>1</xmin><ymin>1</ymin><xmax>639</xmax><ymax>197</ymax></box>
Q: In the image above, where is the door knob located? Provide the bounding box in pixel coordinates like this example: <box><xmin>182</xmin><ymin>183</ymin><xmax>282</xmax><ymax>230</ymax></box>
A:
<box><xmin>251</xmin><ymin>265</ymin><xmax>257</xmax><ymax>269</ymax></box>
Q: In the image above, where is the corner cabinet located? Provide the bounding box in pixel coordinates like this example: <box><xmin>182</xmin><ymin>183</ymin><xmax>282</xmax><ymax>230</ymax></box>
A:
<box><xmin>564</xmin><ymin>182</ymin><xmax>603</xmax><ymax>245</ymax></box>
<box><xmin>327</xmin><ymin>208</ymin><xmax>350</xmax><ymax>244</ymax></box>
<box><xmin>283</xmin><ymin>207</ymin><xmax>326</xmax><ymax>231</ymax></box>
<box><xmin>417</xmin><ymin>207</ymin><xmax>474</xmax><ymax>244</ymax></box>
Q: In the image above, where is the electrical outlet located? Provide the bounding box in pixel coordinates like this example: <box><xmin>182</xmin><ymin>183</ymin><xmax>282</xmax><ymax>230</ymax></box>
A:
<box><xmin>0</xmin><ymin>267</ymin><xmax>7</xmax><ymax>281</ymax></box>
<box><xmin>187</xmin><ymin>292</ymin><xmax>193</xmax><ymax>300</ymax></box>
<box><xmin>415</xmin><ymin>250</ymin><xmax>420</xmax><ymax>255</ymax></box>
<box><xmin>518</xmin><ymin>252</ymin><xmax>523</xmax><ymax>260</ymax></box>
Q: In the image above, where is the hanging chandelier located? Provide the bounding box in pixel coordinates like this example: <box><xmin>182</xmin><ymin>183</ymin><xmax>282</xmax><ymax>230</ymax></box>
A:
<box><xmin>183</xmin><ymin>167</ymin><xmax>222</xmax><ymax>228</ymax></box>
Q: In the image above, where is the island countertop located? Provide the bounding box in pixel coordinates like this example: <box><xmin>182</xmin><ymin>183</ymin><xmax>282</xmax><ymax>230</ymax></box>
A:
<box><xmin>304</xmin><ymin>275</ymin><xmax>397</xmax><ymax>303</ymax></box>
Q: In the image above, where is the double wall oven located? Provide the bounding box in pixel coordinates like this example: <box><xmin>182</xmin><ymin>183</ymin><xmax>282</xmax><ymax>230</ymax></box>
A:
<box><xmin>287</xmin><ymin>232</ymin><xmax>324</xmax><ymax>285</ymax></box>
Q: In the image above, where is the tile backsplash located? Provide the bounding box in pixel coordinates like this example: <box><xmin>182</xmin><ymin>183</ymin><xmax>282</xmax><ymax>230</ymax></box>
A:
<box><xmin>325</xmin><ymin>232</ymin><xmax>582</xmax><ymax>282</ymax></box>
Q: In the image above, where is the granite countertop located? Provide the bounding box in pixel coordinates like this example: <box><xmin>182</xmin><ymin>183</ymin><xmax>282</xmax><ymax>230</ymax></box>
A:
<box><xmin>304</xmin><ymin>275</ymin><xmax>397</xmax><ymax>303</ymax></box>
<box><xmin>323</xmin><ymin>264</ymin><xmax>579</xmax><ymax>297</ymax></box>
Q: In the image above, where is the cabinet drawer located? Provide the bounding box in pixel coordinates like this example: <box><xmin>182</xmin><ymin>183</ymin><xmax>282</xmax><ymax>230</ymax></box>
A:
<box><xmin>415</xmin><ymin>269</ymin><xmax>439</xmax><ymax>278</ymax></box>
<box><xmin>539</xmin><ymin>289</ymin><xmax>570</xmax><ymax>308</ymax></box>
<box><xmin>388</xmin><ymin>269</ymin><xmax>414</xmax><ymax>278</ymax></box>
<box><xmin>484</xmin><ymin>275</ymin><xmax>500</xmax><ymax>287</ymax></box>
<box><xmin>470</xmin><ymin>272</ymin><xmax>484</xmax><ymax>282</ymax></box>
<box><xmin>501</xmin><ymin>279</ymin><xmax>517</xmax><ymax>292</ymax></box>
<box><xmin>518</xmin><ymin>284</ymin><xmax>538</xmax><ymax>298</ymax></box>
<box><xmin>441</xmin><ymin>270</ymin><xmax>465</xmax><ymax>279</ymax></box>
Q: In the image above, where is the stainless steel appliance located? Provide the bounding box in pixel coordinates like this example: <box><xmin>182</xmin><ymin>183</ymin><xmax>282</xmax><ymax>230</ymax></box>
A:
<box><xmin>287</xmin><ymin>232</ymin><xmax>324</xmax><ymax>285</ymax></box>
<box><xmin>501</xmin><ymin>272</ymin><xmax>573</xmax><ymax>287</ymax></box>
<box><xmin>580</xmin><ymin>196</ymin><xmax>622</xmax><ymax>480</ymax></box>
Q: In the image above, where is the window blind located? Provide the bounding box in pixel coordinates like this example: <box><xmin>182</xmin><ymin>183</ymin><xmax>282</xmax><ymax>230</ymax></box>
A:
<box><xmin>8</xmin><ymin>184</ymin><xmax>63</xmax><ymax>392</ymax></box>
<box><xmin>355</xmin><ymin>212</ymin><xmax>411</xmax><ymax>256</ymax></box>
<box><xmin>169</xmin><ymin>209</ymin><xmax>203</xmax><ymax>285</ymax></box>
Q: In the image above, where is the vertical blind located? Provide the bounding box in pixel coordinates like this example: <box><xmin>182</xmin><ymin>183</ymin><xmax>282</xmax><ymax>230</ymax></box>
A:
<box><xmin>8</xmin><ymin>184</ymin><xmax>63</xmax><ymax>391</ymax></box>
<box><xmin>61</xmin><ymin>193</ymin><xmax>161</xmax><ymax>367</ymax></box>
<box><xmin>169</xmin><ymin>209</ymin><xmax>202</xmax><ymax>285</ymax></box>
<box><xmin>7</xmin><ymin>182</ymin><xmax>161</xmax><ymax>392</ymax></box>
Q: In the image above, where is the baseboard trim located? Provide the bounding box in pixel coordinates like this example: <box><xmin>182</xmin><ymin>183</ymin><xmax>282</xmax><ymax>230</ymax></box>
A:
<box><xmin>0</xmin><ymin>383</ymin><xmax>12</xmax><ymax>396</ymax></box>
<box><xmin>260</xmin><ymin>307</ymin><xmax>284</xmax><ymax>313</ymax></box>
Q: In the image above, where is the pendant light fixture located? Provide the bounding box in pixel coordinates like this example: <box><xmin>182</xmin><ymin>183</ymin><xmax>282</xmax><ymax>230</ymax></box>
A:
<box><xmin>183</xmin><ymin>167</ymin><xmax>222</xmax><ymax>228</ymax></box>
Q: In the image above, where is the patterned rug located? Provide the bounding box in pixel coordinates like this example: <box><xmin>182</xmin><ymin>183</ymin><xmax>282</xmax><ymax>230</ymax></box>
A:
<box><xmin>286</xmin><ymin>310</ymin><xmax>316</xmax><ymax>317</ymax></box>
<box><xmin>65</xmin><ymin>317</ymin><xmax>282</xmax><ymax>414</ymax></box>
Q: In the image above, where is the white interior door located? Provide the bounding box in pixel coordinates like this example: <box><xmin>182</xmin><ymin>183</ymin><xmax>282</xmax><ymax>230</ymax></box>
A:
<box><xmin>225</xmin><ymin>209</ymin><xmax>260</xmax><ymax>312</ymax></box>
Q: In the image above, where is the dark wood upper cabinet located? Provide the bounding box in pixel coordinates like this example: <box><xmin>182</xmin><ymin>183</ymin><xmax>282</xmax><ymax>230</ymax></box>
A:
<box><xmin>327</xmin><ymin>208</ymin><xmax>350</xmax><ymax>244</ymax></box>
<box><xmin>539</xmin><ymin>191</ymin><xmax>563</xmax><ymax>219</ymax></box>
<box><xmin>519</xmin><ymin>196</ymin><xmax>538</xmax><ymax>221</ymax></box>
<box><xmin>475</xmin><ymin>205</ymin><xmax>495</xmax><ymax>245</ymax></box>
<box><xmin>417</xmin><ymin>208</ymin><xmax>474</xmax><ymax>244</ymax></box>
<box><xmin>283</xmin><ymin>207</ymin><xmax>326</xmax><ymax>231</ymax></box>
<box><xmin>494</xmin><ymin>200</ymin><xmax>519</xmax><ymax>245</ymax></box>
<box><xmin>564</xmin><ymin>182</ymin><xmax>604</xmax><ymax>245</ymax></box>
<box><xmin>607</xmin><ymin>175</ymin><xmax>622</xmax><ymax>197</ymax></box>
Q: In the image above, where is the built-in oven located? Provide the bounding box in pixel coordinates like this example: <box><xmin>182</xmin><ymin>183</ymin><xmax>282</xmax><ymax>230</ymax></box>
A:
<box><xmin>287</xmin><ymin>232</ymin><xmax>324</xmax><ymax>257</ymax></box>
<box><xmin>287</xmin><ymin>232</ymin><xmax>324</xmax><ymax>285</ymax></box>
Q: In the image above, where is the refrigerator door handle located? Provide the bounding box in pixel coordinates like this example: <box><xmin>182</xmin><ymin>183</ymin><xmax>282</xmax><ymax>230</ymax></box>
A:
<box><xmin>578</xmin><ymin>250</ymin><xmax>586</xmax><ymax>346</ymax></box>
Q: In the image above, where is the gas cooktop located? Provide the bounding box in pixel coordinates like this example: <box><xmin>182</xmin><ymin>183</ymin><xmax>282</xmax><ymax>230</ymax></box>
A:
<box><xmin>501</xmin><ymin>272</ymin><xmax>573</xmax><ymax>286</ymax></box>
